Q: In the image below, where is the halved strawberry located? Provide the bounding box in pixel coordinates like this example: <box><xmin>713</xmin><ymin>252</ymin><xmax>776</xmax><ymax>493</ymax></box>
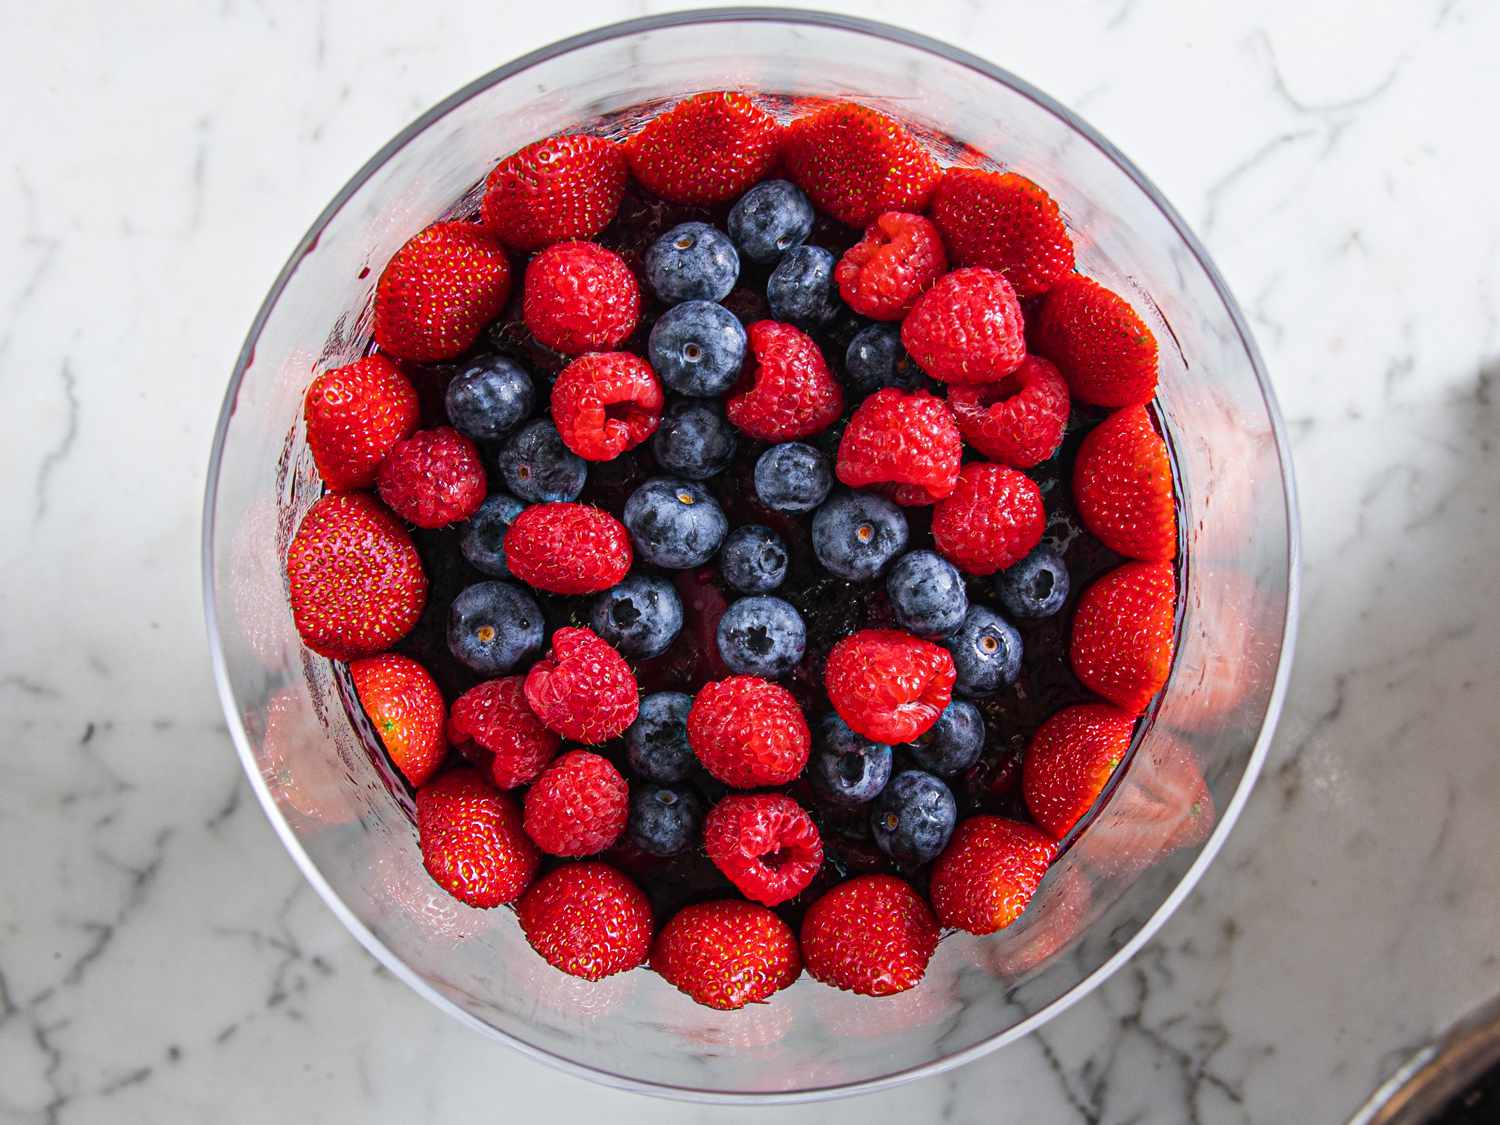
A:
<box><xmin>626</xmin><ymin>91</ymin><xmax>782</xmax><ymax>205</ymax></box>
<box><xmin>349</xmin><ymin>653</ymin><xmax>447</xmax><ymax>786</ymax></box>
<box><xmin>1022</xmin><ymin>703</ymin><xmax>1137</xmax><ymax>838</ymax></box>
<box><xmin>929</xmin><ymin>168</ymin><xmax>1075</xmax><ymax>297</ymax></box>
<box><xmin>373</xmin><ymin>221</ymin><xmax>512</xmax><ymax>363</ymax></box>
<box><xmin>1034</xmin><ymin>275</ymin><xmax>1158</xmax><ymax>407</ymax></box>
<box><xmin>482</xmin><ymin>134</ymin><xmax>627</xmax><ymax>250</ymax></box>
<box><xmin>1073</xmin><ymin>405</ymin><xmax>1177</xmax><ymax>561</ymax></box>
<box><xmin>782</xmin><ymin>102</ymin><xmax>941</xmax><ymax>227</ymax></box>
<box><xmin>1069</xmin><ymin>561</ymin><xmax>1176</xmax><ymax>713</ymax></box>
<box><xmin>303</xmin><ymin>355</ymin><xmax>418</xmax><ymax>491</ymax></box>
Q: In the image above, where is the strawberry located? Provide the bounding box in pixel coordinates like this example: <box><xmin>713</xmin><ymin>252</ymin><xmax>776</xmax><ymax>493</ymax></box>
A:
<box><xmin>303</xmin><ymin>355</ymin><xmax>418</xmax><ymax>491</ymax></box>
<box><xmin>373</xmin><ymin>221</ymin><xmax>512</xmax><ymax>363</ymax></box>
<box><xmin>929</xmin><ymin>168</ymin><xmax>1075</xmax><ymax>297</ymax></box>
<box><xmin>416</xmin><ymin>768</ymin><xmax>539</xmax><ymax>908</ymax></box>
<box><xmin>516</xmin><ymin>861</ymin><xmax>652</xmax><ymax>980</ymax></box>
<box><xmin>651</xmin><ymin>900</ymin><xmax>801</xmax><ymax>1010</ymax></box>
<box><xmin>901</xmin><ymin>267</ymin><xmax>1026</xmax><ymax>385</ymax></box>
<box><xmin>834</xmin><ymin>211</ymin><xmax>947</xmax><ymax>320</ymax></box>
<box><xmin>931</xmin><ymin>462</ymin><xmax>1046</xmax><ymax>576</ymax></box>
<box><xmin>524</xmin><ymin>627</ymin><xmax>639</xmax><ymax>744</ymax></box>
<box><xmin>704</xmin><ymin>793</ymin><xmax>823</xmax><ymax>906</ymax></box>
<box><xmin>687</xmin><ymin>675</ymin><xmax>810</xmax><ymax>788</ymax></box>
<box><xmin>550</xmin><ymin>352</ymin><xmax>663</xmax><ymax>462</ymax></box>
<box><xmin>823</xmin><ymin>629</ymin><xmax>956</xmax><ymax>744</ymax></box>
<box><xmin>1070</xmin><ymin>561</ymin><xmax>1176</xmax><ymax>714</ymax></box>
<box><xmin>1034</xmin><ymin>275</ymin><xmax>1158</xmax><ymax>407</ymax></box>
<box><xmin>929</xmin><ymin>816</ymin><xmax>1056</xmax><ymax>934</ymax></box>
<box><xmin>625</xmin><ymin>91</ymin><xmax>783</xmax><ymax>206</ymax></box>
<box><xmin>783</xmin><ymin>102</ymin><xmax>941</xmax><ymax>227</ymax></box>
<box><xmin>835</xmin><ymin>387</ymin><xmax>962</xmax><ymax>505</ymax></box>
<box><xmin>725</xmin><ymin>320</ymin><xmax>844</xmax><ymax>442</ymax></box>
<box><xmin>349</xmin><ymin>653</ymin><xmax>446</xmax><ymax>786</ymax></box>
<box><xmin>375</xmin><ymin>426</ymin><xmax>486</xmax><ymax>528</ymax></box>
<box><xmin>503</xmin><ymin>502</ymin><xmax>632</xmax><ymax>595</ymax></box>
<box><xmin>1022</xmin><ymin>704</ymin><xmax>1137</xmax><ymax>839</ymax></box>
<box><xmin>522</xmin><ymin>241</ymin><xmax>641</xmax><ymax>355</ymax></box>
<box><xmin>522</xmin><ymin>750</ymin><xmax>629</xmax><ymax>856</ymax></box>
<box><xmin>800</xmin><ymin>874</ymin><xmax>938</xmax><ymax>996</ymax></box>
<box><xmin>1072</xmin><ymin>734</ymin><xmax>1213</xmax><ymax>877</ymax></box>
<box><xmin>945</xmin><ymin>355</ymin><xmax>1070</xmax><ymax>469</ymax></box>
<box><xmin>447</xmin><ymin>677</ymin><xmax>559</xmax><ymax>788</ymax></box>
<box><xmin>1072</xmin><ymin>405</ymin><xmax>1177</xmax><ymax>561</ymax></box>
<box><xmin>482</xmin><ymin>134</ymin><xmax>627</xmax><ymax>251</ymax></box>
<box><xmin>986</xmin><ymin>865</ymin><xmax>1092</xmax><ymax>977</ymax></box>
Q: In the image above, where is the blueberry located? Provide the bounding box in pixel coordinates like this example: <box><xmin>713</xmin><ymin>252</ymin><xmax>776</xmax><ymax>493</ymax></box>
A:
<box><xmin>754</xmin><ymin>442</ymin><xmax>833</xmax><ymax>513</ymax></box>
<box><xmin>767</xmin><ymin>244</ymin><xmax>839</xmax><ymax>326</ymax></box>
<box><xmin>628</xmin><ymin>784</ymin><xmax>704</xmax><ymax>857</ymax></box>
<box><xmin>589</xmin><ymin>574</ymin><xmax>684</xmax><ymax>659</ymax></box>
<box><xmin>719</xmin><ymin>524</ymin><xmax>788</xmax><ymax>594</ymax></box>
<box><xmin>626</xmin><ymin>692</ymin><xmax>695</xmax><ymax>783</ymax></box>
<box><xmin>904</xmin><ymin>700</ymin><xmax>985</xmax><ymax>776</ymax></box>
<box><xmin>870</xmin><ymin>770</ymin><xmax>957</xmax><ymax>866</ymax></box>
<box><xmin>622</xmin><ymin>478</ymin><xmax>729</xmax><ymax>569</ymax></box>
<box><xmin>996</xmin><ymin>545</ymin><xmax>1071</xmax><ymax>619</ymax></box>
<box><xmin>496</xmin><ymin>418</ymin><xmax>586</xmax><ymax>503</ymax></box>
<box><xmin>886</xmin><ymin>550</ymin><xmax>968</xmax><ymax>638</ymax></box>
<box><xmin>447</xmin><ymin>581</ymin><xmax>544</xmax><ymax>676</ymax></box>
<box><xmin>443</xmin><ymin>355</ymin><xmax>535</xmax><ymax>442</ymax></box>
<box><xmin>647</xmin><ymin>300</ymin><xmax>747</xmax><ymax>397</ymax></box>
<box><xmin>645</xmin><ymin>222</ymin><xmax>739</xmax><ymax>303</ymax></box>
<box><xmin>459</xmin><ymin>493</ymin><xmax>527</xmax><ymax>577</ymax></box>
<box><xmin>811</xmin><ymin>490</ymin><xmax>909</xmax><ymax>581</ymax></box>
<box><xmin>650</xmin><ymin>399</ymin><xmax>736</xmax><ymax>480</ymax></box>
<box><xmin>942</xmin><ymin>606</ymin><xmax>1023</xmax><ymax>697</ymax></box>
<box><xmin>727</xmin><ymin>179</ymin><xmax>815</xmax><ymax>264</ymax></box>
<box><xmin>844</xmin><ymin>323</ymin><xmax>931</xmax><ymax>396</ymax></box>
<box><xmin>716</xmin><ymin>595</ymin><xmax>806</xmax><ymax>678</ymax></box>
<box><xmin>809</xmin><ymin>712</ymin><xmax>892</xmax><ymax>806</ymax></box>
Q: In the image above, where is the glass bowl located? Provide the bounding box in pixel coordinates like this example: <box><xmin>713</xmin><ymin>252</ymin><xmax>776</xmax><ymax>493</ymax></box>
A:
<box><xmin>202</xmin><ymin>8</ymin><xmax>1300</xmax><ymax>1103</ymax></box>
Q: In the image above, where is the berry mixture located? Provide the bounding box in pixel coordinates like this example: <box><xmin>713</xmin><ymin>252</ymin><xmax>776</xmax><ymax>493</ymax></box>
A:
<box><xmin>286</xmin><ymin>92</ymin><xmax>1204</xmax><ymax>1009</ymax></box>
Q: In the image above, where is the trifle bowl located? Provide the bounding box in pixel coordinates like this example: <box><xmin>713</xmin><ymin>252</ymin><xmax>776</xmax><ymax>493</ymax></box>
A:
<box><xmin>202</xmin><ymin>8</ymin><xmax>1299</xmax><ymax>1102</ymax></box>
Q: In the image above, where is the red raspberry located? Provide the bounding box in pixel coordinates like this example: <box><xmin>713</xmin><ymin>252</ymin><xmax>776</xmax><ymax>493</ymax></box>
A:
<box><xmin>1070</xmin><ymin>562</ymin><xmax>1176</xmax><ymax>714</ymax></box>
<box><xmin>1022</xmin><ymin>703</ymin><xmax>1137</xmax><ymax>839</ymax></box>
<box><xmin>724</xmin><ymin>320</ymin><xmax>844</xmax><ymax>442</ymax></box>
<box><xmin>651</xmin><ymin>900</ymin><xmax>802</xmax><ymax>1010</ymax></box>
<box><xmin>522</xmin><ymin>241</ymin><xmax>640</xmax><ymax>355</ymax></box>
<box><xmin>349</xmin><ymin>653</ymin><xmax>446</xmax><ymax>787</ymax></box>
<box><xmin>517</xmin><ymin>861</ymin><xmax>652</xmax><ymax>980</ymax></box>
<box><xmin>824</xmin><ymin>629</ymin><xmax>955</xmax><ymax>744</ymax></box>
<box><xmin>375</xmin><ymin>426</ymin><xmax>486</xmax><ymax>528</ymax></box>
<box><xmin>625</xmin><ymin>91</ymin><xmax>782</xmax><ymax>206</ymax></box>
<box><xmin>704</xmin><ymin>793</ymin><xmax>823</xmax><ymax>906</ymax></box>
<box><xmin>447</xmin><ymin>676</ymin><xmax>560</xmax><ymax>789</ymax></box>
<box><xmin>687</xmin><ymin>675</ymin><xmax>810</xmax><ymax>788</ymax></box>
<box><xmin>503</xmin><ymin>503</ymin><xmax>632</xmax><ymax>595</ymax></box>
<box><xmin>286</xmin><ymin>492</ymin><xmax>427</xmax><ymax>660</ymax></box>
<box><xmin>550</xmin><ymin>352</ymin><xmax>663</xmax><ymax>462</ymax></box>
<box><xmin>524</xmin><ymin>626</ymin><xmax>640</xmax><ymax>743</ymax></box>
<box><xmin>835</xmin><ymin>387</ymin><xmax>962</xmax><ymax>505</ymax></box>
<box><xmin>799</xmin><ymin>875</ymin><xmax>937</xmax><ymax>996</ymax></box>
<box><xmin>373</xmin><ymin>221</ymin><xmax>512</xmax><ymax>363</ymax></box>
<box><xmin>900</xmin><ymin>267</ymin><xmax>1026</xmax><ymax>385</ymax></box>
<box><xmin>929</xmin><ymin>168</ymin><xmax>1075</xmax><ymax>297</ymax></box>
<box><xmin>946</xmin><ymin>355</ymin><xmax>1070</xmax><ymax>469</ymax></box>
<box><xmin>783</xmin><ymin>102</ymin><xmax>941</xmax><ymax>227</ymax></box>
<box><xmin>482</xmin><ymin>134</ymin><xmax>627</xmax><ymax>251</ymax></box>
<box><xmin>834</xmin><ymin>211</ymin><xmax>947</xmax><ymax>320</ymax></box>
<box><xmin>931</xmin><ymin>462</ymin><xmax>1045</xmax><ymax>575</ymax></box>
<box><xmin>303</xmin><ymin>355</ymin><xmax>418</xmax><ymax>491</ymax></box>
<box><xmin>522</xmin><ymin>750</ymin><xmax>629</xmax><ymax>856</ymax></box>
<box><xmin>416</xmin><ymin>768</ymin><xmax>540</xmax><ymax>908</ymax></box>
<box><xmin>928</xmin><ymin>816</ymin><xmax>1056</xmax><ymax>934</ymax></box>
<box><xmin>1073</xmin><ymin>405</ymin><xmax>1177</xmax><ymax>561</ymax></box>
<box><xmin>1034</xmin><ymin>275</ymin><xmax>1159</xmax><ymax>407</ymax></box>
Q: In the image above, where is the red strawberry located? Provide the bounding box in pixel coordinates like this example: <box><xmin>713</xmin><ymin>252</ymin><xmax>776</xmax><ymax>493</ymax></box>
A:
<box><xmin>373</xmin><ymin>222</ymin><xmax>511</xmax><ymax>363</ymax></box>
<box><xmin>1070</xmin><ymin>561</ymin><xmax>1176</xmax><ymax>713</ymax></box>
<box><xmin>782</xmin><ymin>102</ymin><xmax>941</xmax><ymax>228</ymax></box>
<box><xmin>946</xmin><ymin>355</ymin><xmax>1070</xmax><ymax>469</ymax></box>
<box><xmin>834</xmin><ymin>211</ymin><xmax>947</xmax><ymax>320</ymax></box>
<box><xmin>349</xmin><ymin>653</ymin><xmax>446</xmax><ymax>786</ymax></box>
<box><xmin>504</xmin><ymin>502</ymin><xmax>632</xmax><ymax>595</ymax></box>
<box><xmin>931</xmin><ymin>463</ymin><xmax>1046</xmax><ymax>576</ymax></box>
<box><xmin>516</xmin><ymin>861</ymin><xmax>652</xmax><ymax>980</ymax></box>
<box><xmin>1022</xmin><ymin>703</ymin><xmax>1137</xmax><ymax>839</ymax></box>
<box><xmin>651</xmin><ymin>900</ymin><xmax>801</xmax><ymax>1010</ymax></box>
<box><xmin>1073</xmin><ymin>405</ymin><xmax>1177</xmax><ymax>561</ymax></box>
<box><xmin>522</xmin><ymin>750</ymin><xmax>629</xmax><ymax>856</ymax></box>
<box><xmin>303</xmin><ymin>355</ymin><xmax>419</xmax><ymax>491</ymax></box>
<box><xmin>1034</xmin><ymin>275</ymin><xmax>1158</xmax><ymax>407</ymax></box>
<box><xmin>687</xmin><ymin>675</ymin><xmax>810</xmax><ymax>788</ymax></box>
<box><xmin>823</xmin><ymin>629</ymin><xmax>956</xmax><ymax>744</ymax></box>
<box><xmin>929</xmin><ymin>816</ymin><xmax>1056</xmax><ymax>934</ymax></box>
<box><xmin>725</xmin><ymin>320</ymin><xmax>844</xmax><ymax>441</ymax></box>
<box><xmin>482</xmin><ymin>134</ymin><xmax>627</xmax><ymax>251</ymax></box>
<box><xmin>835</xmin><ymin>387</ymin><xmax>962</xmax><ymax>505</ymax></box>
<box><xmin>625</xmin><ymin>91</ymin><xmax>782</xmax><ymax>206</ymax></box>
<box><xmin>800</xmin><ymin>874</ymin><xmax>937</xmax><ymax>996</ymax></box>
<box><xmin>929</xmin><ymin>168</ymin><xmax>1075</xmax><ymax>297</ymax></box>
<box><xmin>1073</xmin><ymin>734</ymin><xmax>1213</xmax><ymax>877</ymax></box>
<box><xmin>524</xmin><ymin>627</ymin><xmax>639</xmax><ymax>743</ymax></box>
<box><xmin>447</xmin><ymin>676</ymin><xmax>559</xmax><ymax>789</ymax></box>
<box><xmin>375</xmin><ymin>426</ymin><xmax>486</xmax><ymax>528</ymax></box>
<box><xmin>416</xmin><ymin>768</ymin><xmax>539</xmax><ymax>908</ymax></box>
<box><xmin>704</xmin><ymin>793</ymin><xmax>823</xmax><ymax>906</ymax></box>
<box><xmin>522</xmin><ymin>241</ymin><xmax>640</xmax><ymax>355</ymax></box>
<box><xmin>286</xmin><ymin>492</ymin><xmax>427</xmax><ymax>660</ymax></box>
<box><xmin>901</xmin><ymin>267</ymin><xmax>1026</xmax><ymax>385</ymax></box>
<box><xmin>550</xmin><ymin>352</ymin><xmax>663</xmax><ymax>462</ymax></box>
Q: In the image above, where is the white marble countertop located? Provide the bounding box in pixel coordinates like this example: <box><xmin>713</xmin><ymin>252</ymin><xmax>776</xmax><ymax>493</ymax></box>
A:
<box><xmin>4</xmin><ymin>1</ymin><xmax>1498</xmax><ymax>1121</ymax></box>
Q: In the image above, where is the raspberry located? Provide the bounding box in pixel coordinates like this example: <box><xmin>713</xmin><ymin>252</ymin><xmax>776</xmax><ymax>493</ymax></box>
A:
<box><xmin>522</xmin><ymin>750</ymin><xmax>629</xmax><ymax>856</ymax></box>
<box><xmin>929</xmin><ymin>168</ymin><xmax>1075</xmax><ymax>297</ymax></box>
<box><xmin>1034</xmin><ymin>275</ymin><xmax>1159</xmax><ymax>407</ymax></box>
<box><xmin>799</xmin><ymin>874</ymin><xmax>937</xmax><ymax>996</ymax></box>
<box><xmin>516</xmin><ymin>862</ymin><xmax>652</xmax><ymax>980</ymax></box>
<box><xmin>482</xmin><ymin>134</ymin><xmax>627</xmax><ymax>251</ymax></box>
<box><xmin>823</xmin><ymin>629</ymin><xmax>956</xmax><ymax>744</ymax></box>
<box><xmin>524</xmin><ymin>627</ymin><xmax>640</xmax><ymax>743</ymax></box>
<box><xmin>373</xmin><ymin>221</ymin><xmax>512</xmax><ymax>363</ymax></box>
<box><xmin>703</xmin><ymin>793</ymin><xmax>823</xmax><ymax>906</ymax></box>
<box><xmin>725</xmin><ymin>320</ymin><xmax>844</xmax><ymax>442</ymax></box>
<box><xmin>928</xmin><ymin>816</ymin><xmax>1056</xmax><ymax>934</ymax></box>
<box><xmin>503</xmin><ymin>502</ymin><xmax>632</xmax><ymax>595</ymax></box>
<box><xmin>687</xmin><ymin>675</ymin><xmax>810</xmax><ymax>788</ymax></box>
<box><xmin>522</xmin><ymin>241</ymin><xmax>641</xmax><ymax>355</ymax></box>
<box><xmin>446</xmin><ymin>676</ymin><xmax>559</xmax><ymax>789</ymax></box>
<box><xmin>931</xmin><ymin>463</ymin><xmax>1045</xmax><ymax>576</ymax></box>
<box><xmin>835</xmin><ymin>387</ymin><xmax>962</xmax><ymax>505</ymax></box>
<box><xmin>550</xmin><ymin>352</ymin><xmax>663</xmax><ymax>462</ymax></box>
<box><xmin>375</xmin><ymin>426</ymin><xmax>486</xmax><ymax>528</ymax></box>
<box><xmin>1070</xmin><ymin>561</ymin><xmax>1176</xmax><ymax>714</ymax></box>
<box><xmin>946</xmin><ymin>355</ymin><xmax>1070</xmax><ymax>469</ymax></box>
<box><xmin>901</xmin><ymin>267</ymin><xmax>1026</xmax><ymax>385</ymax></box>
<box><xmin>416</xmin><ymin>768</ymin><xmax>539</xmax><ymax>908</ymax></box>
<box><xmin>349</xmin><ymin>653</ymin><xmax>446</xmax><ymax>787</ymax></box>
<box><xmin>626</xmin><ymin>91</ymin><xmax>783</xmax><ymax>206</ymax></box>
<box><xmin>783</xmin><ymin>102</ymin><xmax>941</xmax><ymax>227</ymax></box>
<box><xmin>303</xmin><ymin>355</ymin><xmax>418</xmax><ymax>491</ymax></box>
<box><xmin>1072</xmin><ymin>404</ymin><xmax>1177</xmax><ymax>561</ymax></box>
<box><xmin>651</xmin><ymin>900</ymin><xmax>802</xmax><ymax>1010</ymax></box>
<box><xmin>834</xmin><ymin>211</ymin><xmax>947</xmax><ymax>320</ymax></box>
<box><xmin>1022</xmin><ymin>703</ymin><xmax>1137</xmax><ymax>839</ymax></box>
